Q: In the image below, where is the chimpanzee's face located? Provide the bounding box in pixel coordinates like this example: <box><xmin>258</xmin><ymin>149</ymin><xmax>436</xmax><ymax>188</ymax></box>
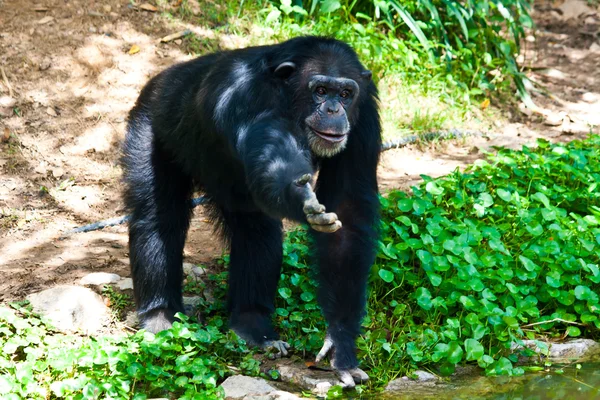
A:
<box><xmin>303</xmin><ymin>74</ymin><xmax>359</xmax><ymax>158</ymax></box>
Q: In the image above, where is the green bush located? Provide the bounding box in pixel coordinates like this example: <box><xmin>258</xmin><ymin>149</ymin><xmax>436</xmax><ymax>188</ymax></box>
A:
<box><xmin>266</xmin><ymin>0</ymin><xmax>534</xmax><ymax>102</ymax></box>
<box><xmin>363</xmin><ymin>135</ymin><xmax>600</xmax><ymax>381</ymax></box>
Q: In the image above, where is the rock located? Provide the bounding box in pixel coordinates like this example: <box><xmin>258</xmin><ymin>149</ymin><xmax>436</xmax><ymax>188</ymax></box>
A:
<box><xmin>51</xmin><ymin>167</ymin><xmax>65</xmax><ymax>179</ymax></box>
<box><xmin>116</xmin><ymin>278</ymin><xmax>133</xmax><ymax>290</ymax></box>
<box><xmin>124</xmin><ymin>311</ymin><xmax>139</xmax><ymax>327</ymax></box>
<box><xmin>314</xmin><ymin>382</ymin><xmax>332</xmax><ymax>397</ymax></box>
<box><xmin>46</xmin><ymin>106</ymin><xmax>57</xmax><ymax>117</ymax></box>
<box><xmin>514</xmin><ymin>339</ymin><xmax>600</xmax><ymax>361</ymax></box>
<box><xmin>39</xmin><ymin>58</ymin><xmax>51</xmax><ymax>71</ymax></box>
<box><xmin>385</xmin><ymin>370</ymin><xmax>438</xmax><ymax>391</ymax></box>
<box><xmin>183</xmin><ymin>296</ymin><xmax>202</xmax><ymax>310</ymax></box>
<box><xmin>183</xmin><ymin>262</ymin><xmax>206</xmax><ymax>279</ymax></box>
<box><xmin>590</xmin><ymin>43</ymin><xmax>600</xmax><ymax>53</ymax></box>
<box><xmin>243</xmin><ymin>391</ymin><xmax>301</xmax><ymax>400</ymax></box>
<box><xmin>412</xmin><ymin>370</ymin><xmax>437</xmax><ymax>382</ymax></box>
<box><xmin>26</xmin><ymin>285</ymin><xmax>109</xmax><ymax>334</ymax></box>
<box><xmin>79</xmin><ymin>272</ymin><xmax>121</xmax><ymax>286</ymax></box>
<box><xmin>220</xmin><ymin>376</ymin><xmax>276</xmax><ymax>399</ymax></box>
<box><xmin>275</xmin><ymin>360</ymin><xmax>339</xmax><ymax>393</ymax></box>
<box><xmin>0</xmin><ymin>96</ymin><xmax>16</xmax><ymax>108</ymax></box>
<box><xmin>543</xmin><ymin>111</ymin><xmax>568</xmax><ymax>126</ymax></box>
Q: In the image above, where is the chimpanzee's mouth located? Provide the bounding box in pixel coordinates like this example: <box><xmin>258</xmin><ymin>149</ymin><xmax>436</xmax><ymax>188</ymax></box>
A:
<box><xmin>313</xmin><ymin>130</ymin><xmax>346</xmax><ymax>143</ymax></box>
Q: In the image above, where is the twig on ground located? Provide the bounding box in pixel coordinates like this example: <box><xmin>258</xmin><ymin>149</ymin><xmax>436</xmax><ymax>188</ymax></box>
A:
<box><xmin>1</xmin><ymin>66</ymin><xmax>14</xmax><ymax>97</ymax></box>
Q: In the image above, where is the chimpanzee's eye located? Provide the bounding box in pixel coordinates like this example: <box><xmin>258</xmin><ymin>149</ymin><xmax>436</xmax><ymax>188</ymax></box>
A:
<box><xmin>316</xmin><ymin>86</ymin><xmax>327</xmax><ymax>96</ymax></box>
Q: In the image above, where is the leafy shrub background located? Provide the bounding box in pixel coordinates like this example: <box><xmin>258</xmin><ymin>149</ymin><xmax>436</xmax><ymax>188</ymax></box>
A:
<box><xmin>2</xmin><ymin>136</ymin><xmax>600</xmax><ymax>397</ymax></box>
<box><xmin>264</xmin><ymin>0</ymin><xmax>533</xmax><ymax>101</ymax></box>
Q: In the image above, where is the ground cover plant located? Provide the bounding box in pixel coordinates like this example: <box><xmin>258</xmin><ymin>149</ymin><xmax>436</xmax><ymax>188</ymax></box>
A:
<box><xmin>1</xmin><ymin>135</ymin><xmax>599</xmax><ymax>398</ymax></box>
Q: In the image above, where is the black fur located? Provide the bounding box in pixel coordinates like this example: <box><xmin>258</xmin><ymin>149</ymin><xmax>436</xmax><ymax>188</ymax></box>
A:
<box><xmin>122</xmin><ymin>36</ymin><xmax>381</xmax><ymax>370</ymax></box>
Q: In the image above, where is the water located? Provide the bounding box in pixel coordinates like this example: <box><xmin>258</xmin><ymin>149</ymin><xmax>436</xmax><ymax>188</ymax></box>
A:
<box><xmin>381</xmin><ymin>363</ymin><xmax>600</xmax><ymax>400</ymax></box>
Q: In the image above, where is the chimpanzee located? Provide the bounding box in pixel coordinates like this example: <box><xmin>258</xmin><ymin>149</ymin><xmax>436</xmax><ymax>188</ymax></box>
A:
<box><xmin>122</xmin><ymin>36</ymin><xmax>381</xmax><ymax>387</ymax></box>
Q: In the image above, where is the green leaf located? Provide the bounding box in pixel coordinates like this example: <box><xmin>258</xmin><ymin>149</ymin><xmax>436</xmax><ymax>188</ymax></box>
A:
<box><xmin>574</xmin><ymin>285</ymin><xmax>593</xmax><ymax>300</ymax></box>
<box><xmin>447</xmin><ymin>341</ymin><xmax>464</xmax><ymax>364</ymax></box>
<box><xmin>426</xmin><ymin>181</ymin><xmax>444</xmax><ymax>196</ymax></box>
<box><xmin>265</xmin><ymin>9</ymin><xmax>281</xmax><ymax>23</ymax></box>
<box><xmin>416</xmin><ymin>287</ymin><xmax>433</xmax><ymax>310</ymax></box>
<box><xmin>519</xmin><ymin>256</ymin><xmax>538</xmax><ymax>272</ymax></box>
<box><xmin>388</xmin><ymin>1</ymin><xmax>434</xmax><ymax>63</ymax></box>
<box><xmin>532</xmin><ymin>192</ymin><xmax>550</xmax><ymax>208</ymax></box>
<box><xmin>465</xmin><ymin>338</ymin><xmax>484</xmax><ymax>361</ymax></box>
<box><xmin>566</xmin><ymin>326</ymin><xmax>581</xmax><ymax>337</ymax></box>
<box><xmin>432</xmin><ymin>343</ymin><xmax>449</xmax><ymax>362</ymax></box>
<box><xmin>278</xmin><ymin>287</ymin><xmax>292</xmax><ymax>299</ymax></box>
<box><xmin>300</xmin><ymin>292</ymin><xmax>314</xmax><ymax>302</ymax></box>
<box><xmin>379</xmin><ymin>269</ymin><xmax>394</xmax><ymax>283</ymax></box>
<box><xmin>497</xmin><ymin>189</ymin><xmax>511</xmax><ymax>201</ymax></box>
<box><xmin>320</xmin><ymin>0</ymin><xmax>341</xmax><ymax>13</ymax></box>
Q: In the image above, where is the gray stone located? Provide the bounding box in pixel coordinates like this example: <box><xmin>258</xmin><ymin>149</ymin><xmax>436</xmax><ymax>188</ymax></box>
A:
<box><xmin>314</xmin><ymin>381</ymin><xmax>332</xmax><ymax>397</ymax></box>
<box><xmin>79</xmin><ymin>272</ymin><xmax>121</xmax><ymax>286</ymax></box>
<box><xmin>243</xmin><ymin>391</ymin><xmax>301</xmax><ymax>400</ymax></box>
<box><xmin>385</xmin><ymin>371</ymin><xmax>438</xmax><ymax>391</ymax></box>
<box><xmin>183</xmin><ymin>296</ymin><xmax>202</xmax><ymax>309</ymax></box>
<box><xmin>123</xmin><ymin>311</ymin><xmax>139</xmax><ymax>328</ymax></box>
<box><xmin>514</xmin><ymin>339</ymin><xmax>600</xmax><ymax>361</ymax></box>
<box><xmin>275</xmin><ymin>360</ymin><xmax>339</xmax><ymax>392</ymax></box>
<box><xmin>183</xmin><ymin>262</ymin><xmax>206</xmax><ymax>278</ymax></box>
<box><xmin>0</xmin><ymin>96</ymin><xmax>16</xmax><ymax>108</ymax></box>
<box><xmin>26</xmin><ymin>285</ymin><xmax>109</xmax><ymax>334</ymax></box>
<box><xmin>220</xmin><ymin>375</ymin><xmax>276</xmax><ymax>399</ymax></box>
<box><xmin>413</xmin><ymin>370</ymin><xmax>437</xmax><ymax>382</ymax></box>
<box><xmin>116</xmin><ymin>278</ymin><xmax>133</xmax><ymax>290</ymax></box>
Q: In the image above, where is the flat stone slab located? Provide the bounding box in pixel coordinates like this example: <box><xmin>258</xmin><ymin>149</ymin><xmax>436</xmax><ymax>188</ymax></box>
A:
<box><xmin>26</xmin><ymin>285</ymin><xmax>109</xmax><ymax>334</ymax></box>
<box><xmin>79</xmin><ymin>272</ymin><xmax>121</xmax><ymax>286</ymax></box>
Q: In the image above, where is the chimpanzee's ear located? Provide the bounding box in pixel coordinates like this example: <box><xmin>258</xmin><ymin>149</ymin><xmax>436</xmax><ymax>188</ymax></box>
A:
<box><xmin>274</xmin><ymin>62</ymin><xmax>296</xmax><ymax>79</ymax></box>
<box><xmin>360</xmin><ymin>70</ymin><xmax>372</xmax><ymax>81</ymax></box>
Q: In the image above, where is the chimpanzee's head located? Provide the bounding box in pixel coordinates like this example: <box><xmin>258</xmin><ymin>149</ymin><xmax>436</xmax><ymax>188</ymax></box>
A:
<box><xmin>273</xmin><ymin>45</ymin><xmax>372</xmax><ymax>158</ymax></box>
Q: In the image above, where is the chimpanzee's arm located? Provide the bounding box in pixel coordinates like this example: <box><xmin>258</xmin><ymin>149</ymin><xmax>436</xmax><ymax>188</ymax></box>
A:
<box><xmin>237</xmin><ymin>120</ymin><xmax>341</xmax><ymax>232</ymax></box>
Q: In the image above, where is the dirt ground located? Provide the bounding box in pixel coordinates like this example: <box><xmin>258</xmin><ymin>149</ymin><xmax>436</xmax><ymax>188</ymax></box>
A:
<box><xmin>0</xmin><ymin>0</ymin><xmax>599</xmax><ymax>303</ymax></box>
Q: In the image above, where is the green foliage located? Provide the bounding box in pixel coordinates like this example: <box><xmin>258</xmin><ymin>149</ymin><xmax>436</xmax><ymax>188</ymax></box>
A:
<box><xmin>0</xmin><ymin>305</ymin><xmax>253</xmax><ymax>399</ymax></box>
<box><xmin>364</xmin><ymin>135</ymin><xmax>600</xmax><ymax>384</ymax></box>
<box><xmin>3</xmin><ymin>136</ymin><xmax>600</xmax><ymax>396</ymax></box>
<box><xmin>265</xmin><ymin>0</ymin><xmax>533</xmax><ymax>101</ymax></box>
<box><xmin>102</xmin><ymin>286</ymin><xmax>133</xmax><ymax>320</ymax></box>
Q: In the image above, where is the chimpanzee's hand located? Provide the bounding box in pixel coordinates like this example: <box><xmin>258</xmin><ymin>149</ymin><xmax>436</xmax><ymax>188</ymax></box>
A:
<box><xmin>294</xmin><ymin>174</ymin><xmax>342</xmax><ymax>233</ymax></box>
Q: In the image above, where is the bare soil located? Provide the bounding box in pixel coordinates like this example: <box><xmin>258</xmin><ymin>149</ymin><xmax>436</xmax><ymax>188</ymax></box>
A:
<box><xmin>0</xmin><ymin>0</ymin><xmax>598</xmax><ymax>303</ymax></box>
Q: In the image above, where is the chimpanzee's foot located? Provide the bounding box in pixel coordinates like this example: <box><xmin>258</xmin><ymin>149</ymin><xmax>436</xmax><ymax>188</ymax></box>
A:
<box><xmin>140</xmin><ymin>308</ymin><xmax>177</xmax><ymax>333</ymax></box>
<box><xmin>316</xmin><ymin>334</ymin><xmax>369</xmax><ymax>388</ymax></box>
<box><xmin>230</xmin><ymin>310</ymin><xmax>290</xmax><ymax>358</ymax></box>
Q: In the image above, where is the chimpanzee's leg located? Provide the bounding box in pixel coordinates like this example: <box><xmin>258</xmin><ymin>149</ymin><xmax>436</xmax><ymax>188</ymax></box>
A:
<box><xmin>123</xmin><ymin>119</ymin><xmax>193</xmax><ymax>333</ymax></box>
<box><xmin>222</xmin><ymin>210</ymin><xmax>287</xmax><ymax>352</ymax></box>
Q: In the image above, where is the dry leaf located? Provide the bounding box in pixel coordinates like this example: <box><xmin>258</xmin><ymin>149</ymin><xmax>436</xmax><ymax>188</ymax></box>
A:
<box><xmin>139</xmin><ymin>3</ymin><xmax>158</xmax><ymax>12</ymax></box>
<box><xmin>37</xmin><ymin>16</ymin><xmax>54</xmax><ymax>24</ymax></box>
<box><xmin>480</xmin><ymin>98</ymin><xmax>490</xmax><ymax>110</ymax></box>
<box><xmin>128</xmin><ymin>45</ymin><xmax>141</xmax><ymax>55</ymax></box>
<box><xmin>159</xmin><ymin>29</ymin><xmax>191</xmax><ymax>43</ymax></box>
<box><xmin>2</xmin><ymin>127</ymin><xmax>10</xmax><ymax>143</ymax></box>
